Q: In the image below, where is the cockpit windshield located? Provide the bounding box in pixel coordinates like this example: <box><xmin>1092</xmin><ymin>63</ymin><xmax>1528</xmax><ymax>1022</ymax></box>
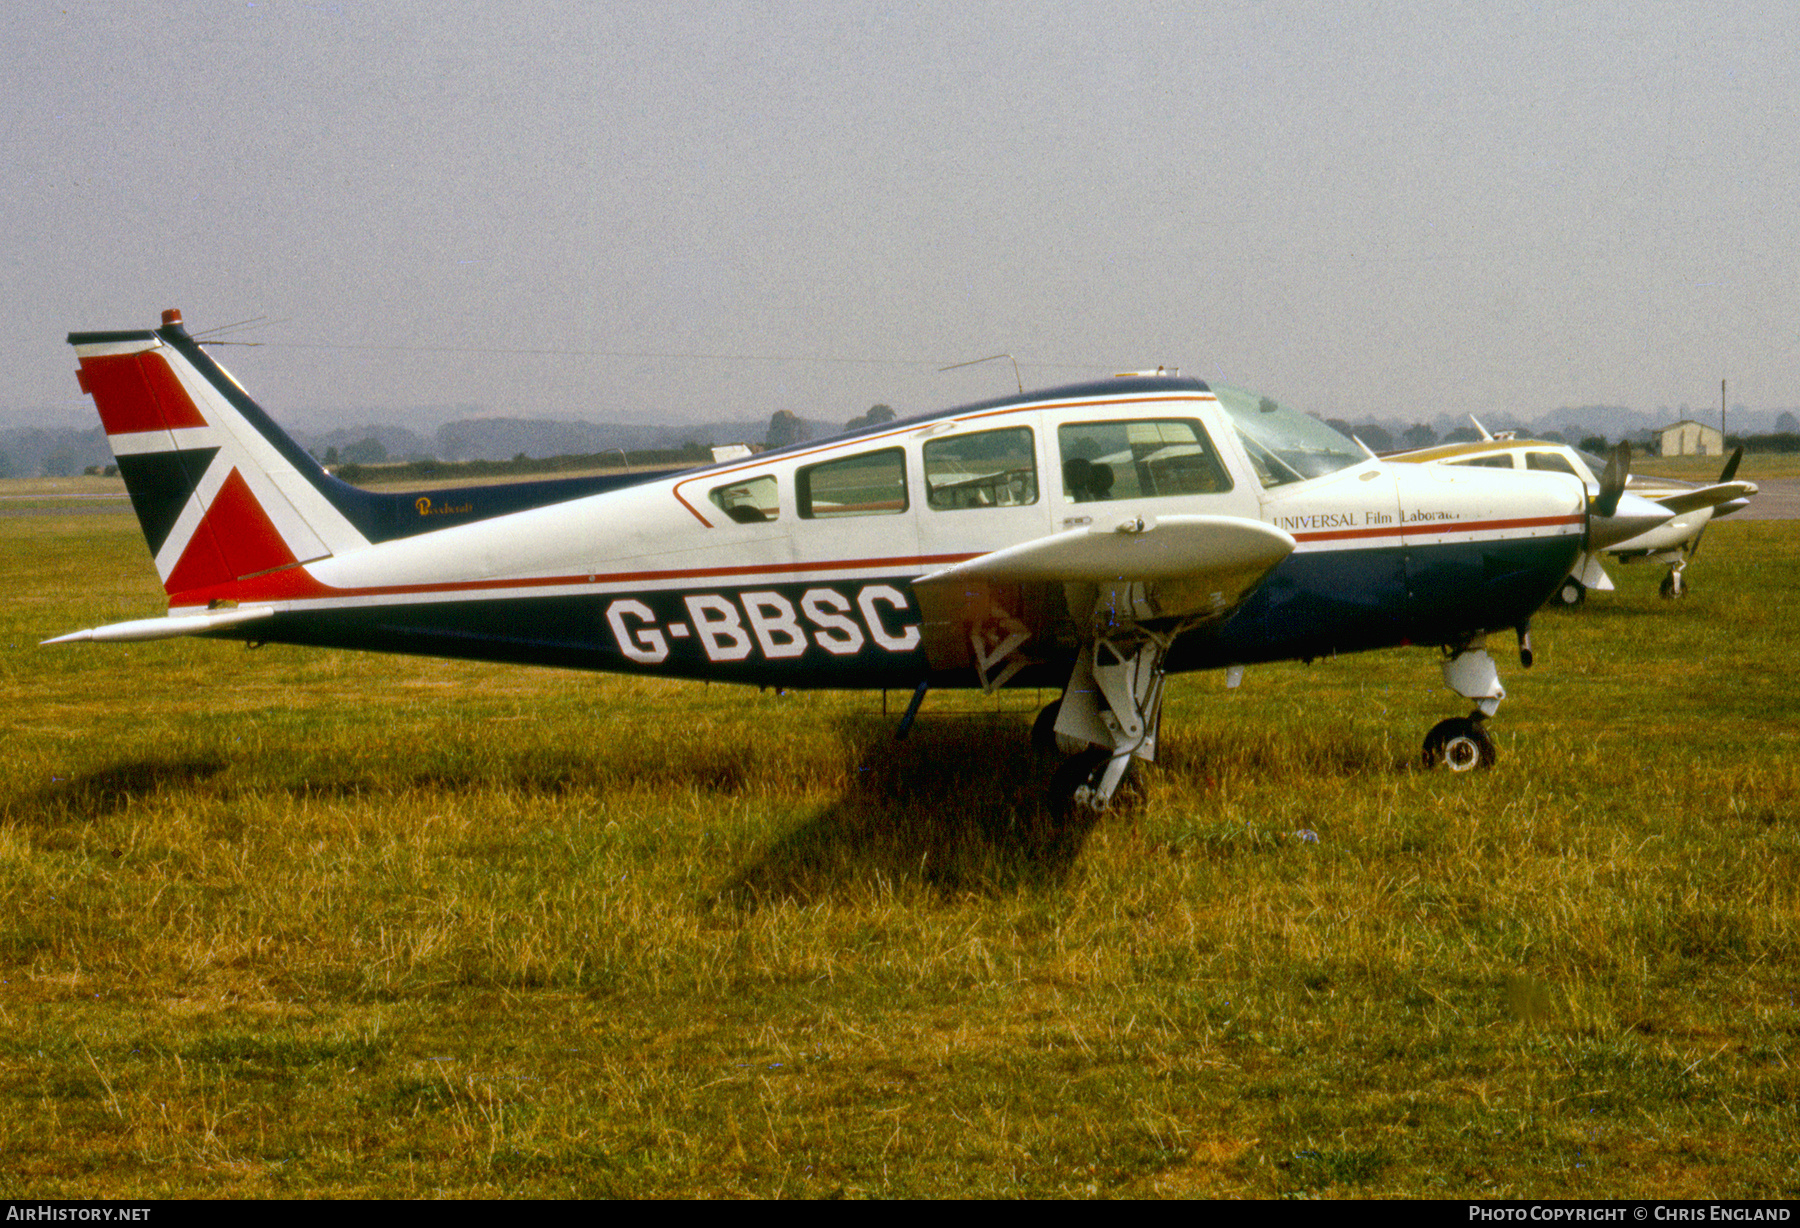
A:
<box><xmin>1575</xmin><ymin>449</ymin><xmax>1610</xmax><ymax>479</ymax></box>
<box><xmin>1211</xmin><ymin>384</ymin><xmax>1364</xmax><ymax>487</ymax></box>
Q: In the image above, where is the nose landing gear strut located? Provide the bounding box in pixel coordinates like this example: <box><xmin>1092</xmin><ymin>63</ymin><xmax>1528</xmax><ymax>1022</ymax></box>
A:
<box><xmin>1421</xmin><ymin>632</ymin><xmax>1520</xmax><ymax>772</ymax></box>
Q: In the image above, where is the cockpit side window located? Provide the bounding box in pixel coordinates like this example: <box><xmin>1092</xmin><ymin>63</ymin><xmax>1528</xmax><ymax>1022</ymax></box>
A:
<box><xmin>1526</xmin><ymin>451</ymin><xmax>1579</xmax><ymax>476</ymax></box>
<box><xmin>924</xmin><ymin>427</ymin><xmax>1038</xmax><ymax>510</ymax></box>
<box><xmin>1056</xmin><ymin>419</ymin><xmax>1231</xmax><ymax>503</ymax></box>
<box><xmin>797</xmin><ymin>448</ymin><xmax>908</xmax><ymax>519</ymax></box>
<box><xmin>1447</xmin><ymin>454</ymin><xmax>1515</xmax><ymax>469</ymax></box>
<box><xmin>708</xmin><ymin>474</ymin><xmax>779</xmax><ymax>523</ymax></box>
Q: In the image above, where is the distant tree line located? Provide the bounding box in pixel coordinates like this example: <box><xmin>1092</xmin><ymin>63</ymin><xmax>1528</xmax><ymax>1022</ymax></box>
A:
<box><xmin>326</xmin><ymin>400</ymin><xmax>907</xmax><ymax>483</ymax></box>
<box><xmin>1324</xmin><ymin>418</ymin><xmax>1630</xmax><ymax>456</ymax></box>
<box><xmin>763</xmin><ymin>403</ymin><xmax>896</xmax><ymax>450</ymax></box>
<box><xmin>1726</xmin><ymin>432</ymin><xmax>1800</xmax><ymax>454</ymax></box>
<box><xmin>328</xmin><ymin>441</ymin><xmax>711</xmax><ymax>486</ymax></box>
<box><xmin>843</xmin><ymin>404</ymin><xmax>896</xmax><ymax>432</ymax></box>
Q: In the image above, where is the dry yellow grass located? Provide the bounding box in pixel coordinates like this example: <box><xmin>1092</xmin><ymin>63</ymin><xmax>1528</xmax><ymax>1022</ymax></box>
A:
<box><xmin>1</xmin><ymin>509</ymin><xmax>1796</xmax><ymax>1197</ymax></box>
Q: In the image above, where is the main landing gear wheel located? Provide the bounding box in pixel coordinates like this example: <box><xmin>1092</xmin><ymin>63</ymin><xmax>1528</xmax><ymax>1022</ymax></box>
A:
<box><xmin>1422</xmin><ymin>717</ymin><xmax>1496</xmax><ymax>772</ymax></box>
<box><xmin>1659</xmin><ymin>570</ymin><xmax>1687</xmax><ymax>600</ymax></box>
<box><xmin>1031</xmin><ymin>698</ymin><xmax>1089</xmax><ymax>756</ymax></box>
<box><xmin>1555</xmin><ymin>577</ymin><xmax>1586</xmax><ymax>607</ymax></box>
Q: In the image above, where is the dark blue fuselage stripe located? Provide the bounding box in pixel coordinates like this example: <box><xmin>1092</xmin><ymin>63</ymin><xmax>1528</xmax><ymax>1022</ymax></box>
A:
<box><xmin>207</xmin><ymin>534</ymin><xmax>1580</xmax><ymax>689</ymax></box>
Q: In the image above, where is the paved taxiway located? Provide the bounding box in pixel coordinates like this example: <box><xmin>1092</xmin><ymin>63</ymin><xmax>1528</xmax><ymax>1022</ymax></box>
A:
<box><xmin>1725</xmin><ymin>477</ymin><xmax>1800</xmax><ymax>520</ymax></box>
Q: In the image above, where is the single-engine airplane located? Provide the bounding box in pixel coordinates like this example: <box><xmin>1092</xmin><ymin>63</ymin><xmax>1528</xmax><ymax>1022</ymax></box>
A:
<box><xmin>1387</xmin><ymin>422</ymin><xmax>1757</xmax><ymax>604</ymax></box>
<box><xmin>49</xmin><ymin>310</ymin><xmax>1674</xmax><ymax>809</ymax></box>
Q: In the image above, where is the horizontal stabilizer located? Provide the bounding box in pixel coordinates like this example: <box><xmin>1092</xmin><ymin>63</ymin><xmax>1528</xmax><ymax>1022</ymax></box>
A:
<box><xmin>1653</xmin><ymin>481</ymin><xmax>1758</xmax><ymax>516</ymax></box>
<box><xmin>42</xmin><ymin>606</ymin><xmax>273</xmax><ymax>645</ymax></box>
<box><xmin>916</xmin><ymin>514</ymin><xmax>1295</xmax><ymax>587</ymax></box>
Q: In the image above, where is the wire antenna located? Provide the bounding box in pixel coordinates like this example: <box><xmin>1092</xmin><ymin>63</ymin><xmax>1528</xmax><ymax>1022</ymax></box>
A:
<box><xmin>939</xmin><ymin>353</ymin><xmax>1023</xmax><ymax>394</ymax></box>
<box><xmin>193</xmin><ymin>316</ymin><xmax>290</xmax><ymax>344</ymax></box>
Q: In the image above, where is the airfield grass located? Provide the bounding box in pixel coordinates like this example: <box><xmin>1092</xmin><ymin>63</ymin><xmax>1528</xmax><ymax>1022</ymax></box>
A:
<box><xmin>1</xmin><ymin>510</ymin><xmax>1797</xmax><ymax>1199</ymax></box>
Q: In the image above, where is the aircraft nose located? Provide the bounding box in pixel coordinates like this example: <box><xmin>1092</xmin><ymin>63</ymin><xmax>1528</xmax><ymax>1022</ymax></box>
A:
<box><xmin>1588</xmin><ymin>490</ymin><xmax>1675</xmax><ymax>551</ymax></box>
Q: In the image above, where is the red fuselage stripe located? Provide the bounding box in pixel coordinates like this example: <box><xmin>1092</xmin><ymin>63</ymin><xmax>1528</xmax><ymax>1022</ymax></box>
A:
<box><xmin>186</xmin><ymin>514</ymin><xmax>1583</xmax><ymax>606</ymax></box>
<box><xmin>1290</xmin><ymin>514</ymin><xmax>1582</xmax><ymax>544</ymax></box>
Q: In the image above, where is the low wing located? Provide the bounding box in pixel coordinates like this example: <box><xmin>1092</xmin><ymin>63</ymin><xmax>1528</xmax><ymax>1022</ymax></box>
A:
<box><xmin>911</xmin><ymin>514</ymin><xmax>1296</xmax><ymax>684</ymax></box>
<box><xmin>1652</xmin><ymin>480</ymin><xmax>1758</xmax><ymax>516</ymax></box>
<box><xmin>916</xmin><ymin>513</ymin><xmax>1295</xmax><ymax>588</ymax></box>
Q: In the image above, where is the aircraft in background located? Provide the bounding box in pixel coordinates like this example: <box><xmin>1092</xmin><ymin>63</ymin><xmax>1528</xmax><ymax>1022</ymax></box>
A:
<box><xmin>1386</xmin><ymin>421</ymin><xmax>1757</xmax><ymax>604</ymax></box>
<box><xmin>49</xmin><ymin>310</ymin><xmax>1672</xmax><ymax>809</ymax></box>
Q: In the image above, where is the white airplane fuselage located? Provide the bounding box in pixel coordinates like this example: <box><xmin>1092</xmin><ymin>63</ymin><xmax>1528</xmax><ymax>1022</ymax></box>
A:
<box><xmin>83</xmin><ymin>334</ymin><xmax>1586</xmax><ymax>688</ymax></box>
<box><xmin>59</xmin><ymin>314</ymin><xmax>1641</xmax><ymax>795</ymax></box>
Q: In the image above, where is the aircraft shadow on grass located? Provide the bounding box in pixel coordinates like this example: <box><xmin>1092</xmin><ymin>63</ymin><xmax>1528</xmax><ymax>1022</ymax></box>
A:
<box><xmin>22</xmin><ymin>723</ymin><xmax>1099</xmax><ymax>896</ymax></box>
<box><xmin>717</xmin><ymin>716</ymin><xmax>1104</xmax><ymax>908</ymax></box>
<box><xmin>24</xmin><ymin>756</ymin><xmax>232</xmax><ymax>824</ymax></box>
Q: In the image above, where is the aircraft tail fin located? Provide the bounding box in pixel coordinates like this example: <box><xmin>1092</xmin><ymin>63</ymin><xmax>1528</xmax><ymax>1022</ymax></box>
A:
<box><xmin>69</xmin><ymin>308</ymin><xmax>371</xmax><ymax>607</ymax></box>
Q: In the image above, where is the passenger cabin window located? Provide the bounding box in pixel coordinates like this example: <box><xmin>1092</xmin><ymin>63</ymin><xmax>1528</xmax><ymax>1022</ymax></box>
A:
<box><xmin>1526</xmin><ymin>451</ymin><xmax>1579</xmax><ymax>476</ymax></box>
<box><xmin>797</xmin><ymin>448</ymin><xmax>908</xmax><ymax>519</ymax></box>
<box><xmin>924</xmin><ymin>427</ymin><xmax>1038</xmax><ymax>510</ymax></box>
<box><xmin>1056</xmin><ymin>420</ymin><xmax>1231</xmax><ymax>503</ymax></box>
<box><xmin>1447</xmin><ymin>454</ymin><xmax>1514</xmax><ymax>468</ymax></box>
<box><xmin>708</xmin><ymin>474</ymin><xmax>779</xmax><ymax>523</ymax></box>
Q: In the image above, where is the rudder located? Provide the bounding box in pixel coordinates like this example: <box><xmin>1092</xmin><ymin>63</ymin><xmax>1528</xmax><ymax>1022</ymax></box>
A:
<box><xmin>70</xmin><ymin>308</ymin><xmax>371</xmax><ymax>605</ymax></box>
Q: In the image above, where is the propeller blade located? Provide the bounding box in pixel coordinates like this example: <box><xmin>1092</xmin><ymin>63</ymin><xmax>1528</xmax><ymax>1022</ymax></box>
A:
<box><xmin>1718</xmin><ymin>445</ymin><xmax>1743</xmax><ymax>484</ymax></box>
<box><xmin>1592</xmin><ymin>441</ymin><xmax>1630</xmax><ymax>518</ymax></box>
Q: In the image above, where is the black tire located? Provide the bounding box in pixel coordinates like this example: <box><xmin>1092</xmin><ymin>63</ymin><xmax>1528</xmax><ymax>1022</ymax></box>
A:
<box><xmin>1049</xmin><ymin>748</ymin><xmax>1108</xmax><ymax>816</ymax></box>
<box><xmin>1031</xmin><ymin>697</ymin><xmax>1089</xmax><ymax>755</ymax></box>
<box><xmin>1659</xmin><ymin>571</ymin><xmax>1686</xmax><ymax>600</ymax></box>
<box><xmin>1556</xmin><ymin>577</ymin><xmax>1586</xmax><ymax>608</ymax></box>
<box><xmin>1048</xmin><ymin>747</ymin><xmax>1130</xmax><ymax>820</ymax></box>
<box><xmin>1422</xmin><ymin>717</ymin><xmax>1496</xmax><ymax>772</ymax></box>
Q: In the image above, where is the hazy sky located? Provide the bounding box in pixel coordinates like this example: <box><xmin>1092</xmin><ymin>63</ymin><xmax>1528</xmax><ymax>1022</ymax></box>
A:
<box><xmin>4</xmin><ymin>1</ymin><xmax>1795</xmax><ymax>431</ymax></box>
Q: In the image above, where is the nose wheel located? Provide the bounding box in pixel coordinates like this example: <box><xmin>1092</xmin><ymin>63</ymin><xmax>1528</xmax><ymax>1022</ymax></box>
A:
<box><xmin>1422</xmin><ymin>715</ymin><xmax>1496</xmax><ymax>772</ymax></box>
<box><xmin>1555</xmin><ymin>576</ymin><xmax>1586</xmax><ymax>607</ymax></box>
<box><xmin>1425</xmin><ymin>640</ymin><xmax>1507</xmax><ymax>772</ymax></box>
<box><xmin>1659</xmin><ymin>565</ymin><xmax>1687</xmax><ymax>599</ymax></box>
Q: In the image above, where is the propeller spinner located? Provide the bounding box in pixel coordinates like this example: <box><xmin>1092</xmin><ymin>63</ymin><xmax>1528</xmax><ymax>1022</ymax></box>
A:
<box><xmin>1587</xmin><ymin>441</ymin><xmax>1676</xmax><ymax>551</ymax></box>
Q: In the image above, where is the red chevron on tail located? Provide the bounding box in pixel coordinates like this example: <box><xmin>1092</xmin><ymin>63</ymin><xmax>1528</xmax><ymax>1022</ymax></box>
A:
<box><xmin>71</xmin><ymin>309</ymin><xmax>368</xmax><ymax>607</ymax></box>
